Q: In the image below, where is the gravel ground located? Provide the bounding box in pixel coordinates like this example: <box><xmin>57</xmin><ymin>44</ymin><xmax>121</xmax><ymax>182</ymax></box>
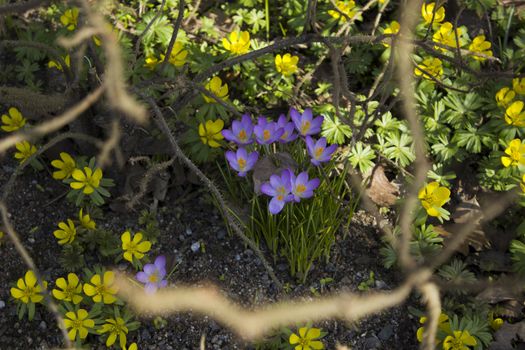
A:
<box><xmin>0</xmin><ymin>159</ymin><xmax>419</xmax><ymax>349</ymax></box>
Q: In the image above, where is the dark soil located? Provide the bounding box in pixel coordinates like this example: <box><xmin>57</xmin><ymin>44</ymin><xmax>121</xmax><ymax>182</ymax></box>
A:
<box><xmin>0</xmin><ymin>158</ymin><xmax>419</xmax><ymax>349</ymax></box>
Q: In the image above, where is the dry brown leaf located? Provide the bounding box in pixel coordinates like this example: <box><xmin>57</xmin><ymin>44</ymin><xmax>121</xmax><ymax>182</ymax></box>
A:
<box><xmin>436</xmin><ymin>196</ymin><xmax>490</xmax><ymax>255</ymax></box>
<box><xmin>365</xmin><ymin>165</ymin><xmax>399</xmax><ymax>207</ymax></box>
<box><xmin>252</xmin><ymin>153</ymin><xmax>297</xmax><ymax>194</ymax></box>
<box><xmin>477</xmin><ymin>285</ymin><xmax>519</xmax><ymax>304</ymax></box>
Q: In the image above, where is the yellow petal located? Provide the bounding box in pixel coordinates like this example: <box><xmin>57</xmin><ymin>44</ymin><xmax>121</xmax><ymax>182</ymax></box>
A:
<box><xmin>10</xmin><ymin>287</ymin><xmax>24</xmax><ymax>299</ymax></box>
<box><xmin>25</xmin><ymin>270</ymin><xmax>37</xmax><ymax>287</ymax></box>
<box><xmin>137</xmin><ymin>241</ymin><xmax>152</xmax><ymax>253</ymax></box>
<box><xmin>56</xmin><ymin>277</ymin><xmax>67</xmax><ymax>290</ymax></box>
<box><xmin>289</xmin><ymin>333</ymin><xmax>300</xmax><ymax>344</ymax></box>
<box><xmin>77</xmin><ymin>309</ymin><xmax>89</xmax><ymax>320</ymax></box>
<box><xmin>121</xmin><ymin>231</ymin><xmax>131</xmax><ymax>245</ymax></box>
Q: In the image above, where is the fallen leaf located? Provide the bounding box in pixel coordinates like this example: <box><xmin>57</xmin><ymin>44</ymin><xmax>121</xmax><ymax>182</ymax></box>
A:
<box><xmin>365</xmin><ymin>164</ymin><xmax>399</xmax><ymax>207</ymax></box>
<box><xmin>252</xmin><ymin>152</ymin><xmax>297</xmax><ymax>194</ymax></box>
<box><xmin>437</xmin><ymin>196</ymin><xmax>490</xmax><ymax>255</ymax></box>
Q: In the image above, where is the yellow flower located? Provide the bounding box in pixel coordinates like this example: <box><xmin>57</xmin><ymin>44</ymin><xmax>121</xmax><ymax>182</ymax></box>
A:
<box><xmin>421</xmin><ymin>2</ymin><xmax>445</xmax><ymax>25</ymax></box>
<box><xmin>14</xmin><ymin>141</ymin><xmax>37</xmax><ymax>164</ymax></box>
<box><xmin>51</xmin><ymin>152</ymin><xmax>76</xmax><ymax>180</ymax></box>
<box><xmin>79</xmin><ymin>208</ymin><xmax>96</xmax><ymax>230</ymax></box>
<box><xmin>1</xmin><ymin>107</ymin><xmax>26</xmax><ymax>132</ymax></box>
<box><xmin>275</xmin><ymin>53</ymin><xmax>299</xmax><ymax>76</ymax></box>
<box><xmin>121</xmin><ymin>231</ymin><xmax>151</xmax><ymax>263</ymax></box>
<box><xmin>199</xmin><ymin>119</ymin><xmax>224</xmax><ymax>148</ymax></box>
<box><xmin>144</xmin><ymin>56</ymin><xmax>159</xmax><ymax>70</ymax></box>
<box><xmin>160</xmin><ymin>42</ymin><xmax>188</xmax><ymax>67</ymax></box>
<box><xmin>382</xmin><ymin>21</ymin><xmax>400</xmax><ymax>47</ymax></box>
<box><xmin>126</xmin><ymin>343</ymin><xmax>138</xmax><ymax>350</ymax></box>
<box><xmin>513</xmin><ymin>77</ymin><xmax>525</xmax><ymax>95</ymax></box>
<box><xmin>433</xmin><ymin>22</ymin><xmax>463</xmax><ymax>51</ymax></box>
<box><xmin>468</xmin><ymin>35</ymin><xmax>492</xmax><ymax>61</ymax></box>
<box><xmin>521</xmin><ymin>174</ymin><xmax>525</xmax><ymax>193</ymax></box>
<box><xmin>83</xmin><ymin>271</ymin><xmax>118</xmax><ymax>304</ymax></box>
<box><xmin>99</xmin><ymin>317</ymin><xmax>129</xmax><ymax>348</ymax></box>
<box><xmin>443</xmin><ymin>330</ymin><xmax>477</xmax><ymax>350</ymax></box>
<box><xmin>48</xmin><ymin>55</ymin><xmax>71</xmax><ymax>71</ymax></box>
<box><xmin>222</xmin><ymin>31</ymin><xmax>251</xmax><ymax>55</ymax></box>
<box><xmin>289</xmin><ymin>327</ymin><xmax>324</xmax><ymax>350</ymax></box>
<box><xmin>60</xmin><ymin>8</ymin><xmax>79</xmax><ymax>31</ymax></box>
<box><xmin>491</xmin><ymin>317</ymin><xmax>503</xmax><ymax>331</ymax></box>
<box><xmin>495</xmin><ymin>87</ymin><xmax>515</xmax><ymax>108</ymax></box>
<box><xmin>328</xmin><ymin>1</ymin><xmax>357</xmax><ymax>22</ymax></box>
<box><xmin>10</xmin><ymin>270</ymin><xmax>47</xmax><ymax>304</ymax></box>
<box><xmin>53</xmin><ymin>219</ymin><xmax>77</xmax><ymax>245</ymax></box>
<box><xmin>52</xmin><ymin>273</ymin><xmax>83</xmax><ymax>304</ymax></box>
<box><xmin>501</xmin><ymin>139</ymin><xmax>525</xmax><ymax>168</ymax></box>
<box><xmin>70</xmin><ymin>166</ymin><xmax>103</xmax><ymax>195</ymax></box>
<box><xmin>505</xmin><ymin>101</ymin><xmax>525</xmax><ymax>127</ymax></box>
<box><xmin>203</xmin><ymin>76</ymin><xmax>229</xmax><ymax>103</ymax></box>
<box><xmin>416</xmin><ymin>313</ymin><xmax>450</xmax><ymax>342</ymax></box>
<box><xmin>64</xmin><ymin>309</ymin><xmax>94</xmax><ymax>341</ymax></box>
<box><xmin>414</xmin><ymin>57</ymin><xmax>443</xmax><ymax>80</ymax></box>
<box><xmin>418</xmin><ymin>182</ymin><xmax>451</xmax><ymax>217</ymax></box>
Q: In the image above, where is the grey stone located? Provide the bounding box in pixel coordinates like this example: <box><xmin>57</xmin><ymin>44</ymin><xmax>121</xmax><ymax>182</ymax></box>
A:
<box><xmin>38</xmin><ymin>321</ymin><xmax>47</xmax><ymax>330</ymax></box>
<box><xmin>0</xmin><ymin>300</ymin><xmax>5</xmax><ymax>309</ymax></box>
<box><xmin>277</xmin><ymin>263</ymin><xmax>288</xmax><ymax>271</ymax></box>
<box><xmin>191</xmin><ymin>242</ymin><xmax>200</xmax><ymax>253</ymax></box>
<box><xmin>185</xmin><ymin>227</ymin><xmax>193</xmax><ymax>236</ymax></box>
<box><xmin>375</xmin><ymin>280</ymin><xmax>388</xmax><ymax>289</ymax></box>
<box><xmin>217</xmin><ymin>230</ymin><xmax>226</xmax><ymax>240</ymax></box>
<box><xmin>378</xmin><ymin>325</ymin><xmax>393</xmax><ymax>341</ymax></box>
<box><xmin>363</xmin><ymin>335</ymin><xmax>381</xmax><ymax>349</ymax></box>
<box><xmin>141</xmin><ymin>328</ymin><xmax>152</xmax><ymax>340</ymax></box>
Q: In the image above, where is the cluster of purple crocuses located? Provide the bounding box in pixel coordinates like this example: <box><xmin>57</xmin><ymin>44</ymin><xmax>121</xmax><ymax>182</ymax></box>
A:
<box><xmin>261</xmin><ymin>169</ymin><xmax>320</xmax><ymax>214</ymax></box>
<box><xmin>136</xmin><ymin>255</ymin><xmax>168</xmax><ymax>294</ymax></box>
<box><xmin>223</xmin><ymin>108</ymin><xmax>338</xmax><ymax>214</ymax></box>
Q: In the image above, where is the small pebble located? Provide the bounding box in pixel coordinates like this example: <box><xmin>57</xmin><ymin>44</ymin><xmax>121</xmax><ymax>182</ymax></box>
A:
<box><xmin>0</xmin><ymin>300</ymin><xmax>5</xmax><ymax>309</ymax></box>
<box><xmin>28</xmin><ymin>237</ymin><xmax>35</xmax><ymax>244</ymax></box>
<box><xmin>235</xmin><ymin>254</ymin><xmax>241</xmax><ymax>261</ymax></box>
<box><xmin>216</xmin><ymin>230</ymin><xmax>226</xmax><ymax>240</ymax></box>
<box><xmin>185</xmin><ymin>228</ymin><xmax>192</xmax><ymax>236</ymax></box>
<box><xmin>39</xmin><ymin>321</ymin><xmax>47</xmax><ymax>330</ymax></box>
<box><xmin>375</xmin><ymin>280</ymin><xmax>388</xmax><ymax>289</ymax></box>
<box><xmin>190</xmin><ymin>242</ymin><xmax>200</xmax><ymax>253</ymax></box>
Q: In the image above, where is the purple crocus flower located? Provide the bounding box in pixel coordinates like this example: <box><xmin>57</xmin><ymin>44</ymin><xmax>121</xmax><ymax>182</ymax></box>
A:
<box><xmin>222</xmin><ymin>114</ymin><xmax>254</xmax><ymax>145</ymax></box>
<box><xmin>276</xmin><ymin>114</ymin><xmax>298</xmax><ymax>143</ymax></box>
<box><xmin>305</xmin><ymin>136</ymin><xmax>338</xmax><ymax>166</ymax></box>
<box><xmin>253</xmin><ymin>117</ymin><xmax>284</xmax><ymax>144</ymax></box>
<box><xmin>290</xmin><ymin>108</ymin><xmax>324</xmax><ymax>136</ymax></box>
<box><xmin>225</xmin><ymin>147</ymin><xmax>258</xmax><ymax>177</ymax></box>
<box><xmin>136</xmin><ymin>255</ymin><xmax>168</xmax><ymax>294</ymax></box>
<box><xmin>261</xmin><ymin>169</ymin><xmax>294</xmax><ymax>214</ymax></box>
<box><xmin>290</xmin><ymin>171</ymin><xmax>320</xmax><ymax>202</ymax></box>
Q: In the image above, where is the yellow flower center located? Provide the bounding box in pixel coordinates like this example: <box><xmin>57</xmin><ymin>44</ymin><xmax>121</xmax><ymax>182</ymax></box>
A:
<box><xmin>238</xmin><ymin>158</ymin><xmax>246</xmax><ymax>170</ymax></box>
<box><xmin>238</xmin><ymin>130</ymin><xmax>247</xmax><ymax>141</ymax></box>
<box><xmin>71</xmin><ymin>319</ymin><xmax>83</xmax><ymax>330</ymax></box>
<box><xmin>315</xmin><ymin>147</ymin><xmax>325</xmax><ymax>158</ymax></box>
<box><xmin>148</xmin><ymin>273</ymin><xmax>159</xmax><ymax>283</ymax></box>
<box><xmin>263</xmin><ymin>130</ymin><xmax>271</xmax><ymax>140</ymax></box>
<box><xmin>296</xmin><ymin>184</ymin><xmax>306</xmax><ymax>194</ymax></box>
<box><xmin>301</xmin><ymin>121</ymin><xmax>311</xmax><ymax>134</ymax></box>
<box><xmin>511</xmin><ymin>148</ymin><xmax>522</xmax><ymax>161</ymax></box>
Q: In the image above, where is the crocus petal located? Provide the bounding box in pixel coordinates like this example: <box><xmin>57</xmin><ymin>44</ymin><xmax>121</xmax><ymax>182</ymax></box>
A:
<box><xmin>155</xmin><ymin>256</ymin><xmax>166</xmax><ymax>269</ymax></box>
<box><xmin>143</xmin><ymin>264</ymin><xmax>156</xmax><ymax>275</ymax></box>
<box><xmin>268</xmin><ymin>197</ymin><xmax>286</xmax><ymax>214</ymax></box>
<box><xmin>136</xmin><ymin>272</ymin><xmax>149</xmax><ymax>283</ymax></box>
<box><xmin>261</xmin><ymin>183</ymin><xmax>277</xmax><ymax>197</ymax></box>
